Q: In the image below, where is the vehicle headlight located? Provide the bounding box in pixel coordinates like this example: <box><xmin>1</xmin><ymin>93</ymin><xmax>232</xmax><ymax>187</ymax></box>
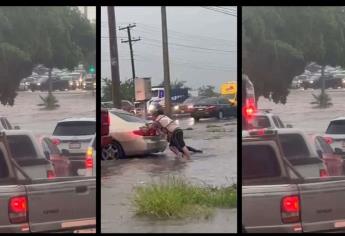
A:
<box><xmin>76</xmin><ymin>81</ymin><xmax>80</xmax><ymax>86</ymax></box>
<box><xmin>25</xmin><ymin>82</ymin><xmax>30</xmax><ymax>85</ymax></box>
<box><xmin>37</xmin><ymin>83</ymin><xmax>41</xmax><ymax>86</ymax></box>
<box><xmin>69</xmin><ymin>81</ymin><xmax>73</xmax><ymax>85</ymax></box>
<box><xmin>187</xmin><ymin>105</ymin><xmax>193</xmax><ymax>109</ymax></box>
<box><xmin>342</xmin><ymin>79</ymin><xmax>345</xmax><ymax>83</ymax></box>
<box><xmin>309</xmin><ymin>81</ymin><xmax>314</xmax><ymax>84</ymax></box>
<box><xmin>93</xmin><ymin>82</ymin><xmax>96</xmax><ymax>86</ymax></box>
<box><xmin>174</xmin><ymin>105</ymin><xmax>179</xmax><ymax>110</ymax></box>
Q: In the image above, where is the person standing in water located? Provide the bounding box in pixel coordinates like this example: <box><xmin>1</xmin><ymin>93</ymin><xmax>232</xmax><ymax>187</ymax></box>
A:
<box><xmin>150</xmin><ymin>104</ymin><xmax>191</xmax><ymax>160</ymax></box>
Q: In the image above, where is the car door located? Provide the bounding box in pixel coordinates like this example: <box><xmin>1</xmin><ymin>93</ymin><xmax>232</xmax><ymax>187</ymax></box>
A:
<box><xmin>25</xmin><ymin>177</ymin><xmax>96</xmax><ymax>232</ymax></box>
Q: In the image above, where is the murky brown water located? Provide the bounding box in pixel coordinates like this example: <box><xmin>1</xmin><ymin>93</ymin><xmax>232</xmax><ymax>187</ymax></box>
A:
<box><xmin>101</xmin><ymin>117</ymin><xmax>237</xmax><ymax>233</ymax></box>
<box><xmin>0</xmin><ymin>90</ymin><xmax>95</xmax><ymax>134</ymax></box>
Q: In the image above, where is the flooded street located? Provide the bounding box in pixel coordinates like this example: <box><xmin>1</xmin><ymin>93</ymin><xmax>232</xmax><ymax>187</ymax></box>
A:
<box><xmin>101</xmin><ymin>117</ymin><xmax>237</xmax><ymax>233</ymax></box>
<box><xmin>258</xmin><ymin>89</ymin><xmax>345</xmax><ymax>134</ymax></box>
<box><xmin>0</xmin><ymin>90</ymin><xmax>95</xmax><ymax>134</ymax></box>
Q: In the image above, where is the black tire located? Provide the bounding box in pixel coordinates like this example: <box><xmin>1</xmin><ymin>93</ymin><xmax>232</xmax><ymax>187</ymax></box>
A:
<box><xmin>102</xmin><ymin>141</ymin><xmax>124</xmax><ymax>160</ymax></box>
<box><xmin>194</xmin><ymin>117</ymin><xmax>200</xmax><ymax>122</ymax></box>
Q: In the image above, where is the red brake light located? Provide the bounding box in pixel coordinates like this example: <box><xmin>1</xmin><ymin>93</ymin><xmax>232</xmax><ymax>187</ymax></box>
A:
<box><xmin>323</xmin><ymin>136</ymin><xmax>333</xmax><ymax>144</ymax></box>
<box><xmin>47</xmin><ymin>170</ymin><xmax>56</xmax><ymax>179</ymax></box>
<box><xmin>85</xmin><ymin>147</ymin><xmax>93</xmax><ymax>168</ymax></box>
<box><xmin>320</xmin><ymin>169</ymin><xmax>329</xmax><ymax>177</ymax></box>
<box><xmin>52</xmin><ymin>138</ymin><xmax>60</xmax><ymax>145</ymax></box>
<box><xmin>133</xmin><ymin>127</ymin><xmax>157</xmax><ymax>136</ymax></box>
<box><xmin>86</xmin><ymin>158</ymin><xmax>93</xmax><ymax>168</ymax></box>
<box><xmin>281</xmin><ymin>195</ymin><xmax>300</xmax><ymax>224</ymax></box>
<box><xmin>101</xmin><ymin>111</ymin><xmax>110</xmax><ymax>136</ymax></box>
<box><xmin>9</xmin><ymin>196</ymin><xmax>28</xmax><ymax>224</ymax></box>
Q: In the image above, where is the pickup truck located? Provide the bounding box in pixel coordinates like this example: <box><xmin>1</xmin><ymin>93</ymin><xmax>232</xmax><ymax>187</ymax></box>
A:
<box><xmin>243</xmin><ymin>129</ymin><xmax>345</xmax><ymax>233</ymax></box>
<box><xmin>0</xmin><ymin>132</ymin><xmax>95</xmax><ymax>233</ymax></box>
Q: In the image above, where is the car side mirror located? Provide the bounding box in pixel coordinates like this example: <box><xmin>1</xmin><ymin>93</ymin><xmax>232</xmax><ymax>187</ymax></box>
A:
<box><xmin>334</xmin><ymin>148</ymin><xmax>343</xmax><ymax>155</ymax></box>
<box><xmin>286</xmin><ymin>124</ymin><xmax>293</xmax><ymax>128</ymax></box>
<box><xmin>44</xmin><ymin>151</ymin><xmax>50</xmax><ymax>160</ymax></box>
<box><xmin>61</xmin><ymin>149</ymin><xmax>70</xmax><ymax>156</ymax></box>
<box><xmin>14</xmin><ymin>125</ymin><xmax>20</xmax><ymax>130</ymax></box>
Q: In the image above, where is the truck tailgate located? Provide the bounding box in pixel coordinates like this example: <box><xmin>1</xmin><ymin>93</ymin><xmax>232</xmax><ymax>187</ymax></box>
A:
<box><xmin>243</xmin><ymin>184</ymin><xmax>302</xmax><ymax>233</ymax></box>
<box><xmin>0</xmin><ymin>185</ymin><xmax>28</xmax><ymax>233</ymax></box>
<box><xmin>298</xmin><ymin>177</ymin><xmax>345</xmax><ymax>232</ymax></box>
<box><xmin>25</xmin><ymin>177</ymin><xmax>95</xmax><ymax>232</ymax></box>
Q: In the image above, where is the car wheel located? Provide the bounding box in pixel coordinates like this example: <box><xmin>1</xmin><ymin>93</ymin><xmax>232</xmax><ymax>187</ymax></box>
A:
<box><xmin>218</xmin><ymin>110</ymin><xmax>224</xmax><ymax>119</ymax></box>
<box><xmin>102</xmin><ymin>142</ymin><xmax>124</xmax><ymax>160</ymax></box>
<box><xmin>194</xmin><ymin>117</ymin><xmax>200</xmax><ymax>122</ymax></box>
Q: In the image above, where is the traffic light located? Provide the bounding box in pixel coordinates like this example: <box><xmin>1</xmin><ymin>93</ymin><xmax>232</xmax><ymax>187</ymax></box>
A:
<box><xmin>89</xmin><ymin>65</ymin><xmax>95</xmax><ymax>74</ymax></box>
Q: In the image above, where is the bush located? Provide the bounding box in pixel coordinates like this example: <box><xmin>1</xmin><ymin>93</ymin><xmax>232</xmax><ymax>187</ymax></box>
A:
<box><xmin>311</xmin><ymin>92</ymin><xmax>333</xmax><ymax>108</ymax></box>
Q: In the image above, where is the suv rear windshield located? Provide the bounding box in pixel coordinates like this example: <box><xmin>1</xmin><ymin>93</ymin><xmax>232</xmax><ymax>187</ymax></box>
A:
<box><xmin>53</xmin><ymin>121</ymin><xmax>95</xmax><ymax>136</ymax></box>
<box><xmin>250</xmin><ymin>116</ymin><xmax>270</xmax><ymax>129</ymax></box>
<box><xmin>7</xmin><ymin>135</ymin><xmax>37</xmax><ymax>160</ymax></box>
<box><xmin>326</xmin><ymin>120</ymin><xmax>345</xmax><ymax>134</ymax></box>
<box><xmin>111</xmin><ymin>111</ymin><xmax>145</xmax><ymax>123</ymax></box>
<box><xmin>243</xmin><ymin>144</ymin><xmax>281</xmax><ymax>179</ymax></box>
<box><xmin>279</xmin><ymin>134</ymin><xmax>309</xmax><ymax>159</ymax></box>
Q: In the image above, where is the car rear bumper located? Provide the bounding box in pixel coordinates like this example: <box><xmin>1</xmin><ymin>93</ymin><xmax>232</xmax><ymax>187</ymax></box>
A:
<box><xmin>123</xmin><ymin>138</ymin><xmax>167</xmax><ymax>156</ymax></box>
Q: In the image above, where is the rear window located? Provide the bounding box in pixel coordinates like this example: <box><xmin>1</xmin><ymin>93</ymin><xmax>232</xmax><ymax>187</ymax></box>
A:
<box><xmin>279</xmin><ymin>134</ymin><xmax>309</xmax><ymax>159</ymax></box>
<box><xmin>7</xmin><ymin>135</ymin><xmax>37</xmax><ymax>160</ymax></box>
<box><xmin>111</xmin><ymin>111</ymin><xmax>145</xmax><ymax>123</ymax></box>
<box><xmin>198</xmin><ymin>98</ymin><xmax>218</xmax><ymax>105</ymax></box>
<box><xmin>0</xmin><ymin>147</ymin><xmax>9</xmax><ymax>178</ymax></box>
<box><xmin>250</xmin><ymin>116</ymin><xmax>271</xmax><ymax>129</ymax></box>
<box><xmin>326</xmin><ymin>120</ymin><xmax>345</xmax><ymax>134</ymax></box>
<box><xmin>243</xmin><ymin>144</ymin><xmax>281</xmax><ymax>179</ymax></box>
<box><xmin>53</xmin><ymin>121</ymin><xmax>95</xmax><ymax>136</ymax></box>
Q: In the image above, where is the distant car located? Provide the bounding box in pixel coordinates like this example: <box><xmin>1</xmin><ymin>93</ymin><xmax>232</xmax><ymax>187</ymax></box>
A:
<box><xmin>37</xmin><ymin>136</ymin><xmax>71</xmax><ymax>177</ymax></box>
<box><xmin>104</xmin><ymin>108</ymin><xmax>167</xmax><ymax>160</ymax></box>
<box><xmin>82</xmin><ymin>77</ymin><xmax>96</xmax><ymax>90</ymax></box>
<box><xmin>247</xmin><ymin>110</ymin><xmax>291</xmax><ymax>129</ymax></box>
<box><xmin>29</xmin><ymin>76</ymin><xmax>69</xmax><ymax>91</ymax></box>
<box><xmin>324</xmin><ymin>117</ymin><xmax>345</xmax><ymax>154</ymax></box>
<box><xmin>101</xmin><ymin>101</ymin><xmax>113</xmax><ymax>108</ymax></box>
<box><xmin>121</xmin><ymin>100</ymin><xmax>135</xmax><ymax>113</ymax></box>
<box><xmin>4</xmin><ymin>130</ymin><xmax>56</xmax><ymax>180</ymax></box>
<box><xmin>190</xmin><ymin>97</ymin><xmax>236</xmax><ymax>122</ymax></box>
<box><xmin>309</xmin><ymin>134</ymin><xmax>344</xmax><ymax>176</ymax></box>
<box><xmin>51</xmin><ymin>118</ymin><xmax>95</xmax><ymax>175</ymax></box>
<box><xmin>174</xmin><ymin>96</ymin><xmax>206</xmax><ymax>114</ymax></box>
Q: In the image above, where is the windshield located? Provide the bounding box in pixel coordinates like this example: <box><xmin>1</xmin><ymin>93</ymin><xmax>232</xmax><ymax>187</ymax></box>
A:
<box><xmin>278</xmin><ymin>133</ymin><xmax>310</xmax><ymax>159</ymax></box>
<box><xmin>53</xmin><ymin>121</ymin><xmax>95</xmax><ymax>136</ymax></box>
<box><xmin>197</xmin><ymin>98</ymin><xmax>218</xmax><ymax>105</ymax></box>
<box><xmin>326</xmin><ymin>120</ymin><xmax>345</xmax><ymax>134</ymax></box>
<box><xmin>7</xmin><ymin>135</ymin><xmax>37</xmax><ymax>160</ymax></box>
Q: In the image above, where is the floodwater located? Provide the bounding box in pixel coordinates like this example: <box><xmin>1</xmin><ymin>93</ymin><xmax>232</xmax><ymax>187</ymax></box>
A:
<box><xmin>101</xmin><ymin>117</ymin><xmax>237</xmax><ymax>233</ymax></box>
<box><xmin>0</xmin><ymin>90</ymin><xmax>95</xmax><ymax>135</ymax></box>
<box><xmin>258</xmin><ymin>88</ymin><xmax>345</xmax><ymax>134</ymax></box>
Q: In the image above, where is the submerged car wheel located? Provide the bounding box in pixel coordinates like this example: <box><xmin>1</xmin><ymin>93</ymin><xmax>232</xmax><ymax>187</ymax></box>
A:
<box><xmin>102</xmin><ymin>142</ymin><xmax>124</xmax><ymax>160</ymax></box>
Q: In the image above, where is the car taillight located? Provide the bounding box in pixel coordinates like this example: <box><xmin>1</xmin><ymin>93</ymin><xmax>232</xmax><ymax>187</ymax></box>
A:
<box><xmin>86</xmin><ymin>147</ymin><xmax>93</xmax><ymax>168</ymax></box>
<box><xmin>243</xmin><ymin>98</ymin><xmax>256</xmax><ymax>122</ymax></box>
<box><xmin>133</xmin><ymin>127</ymin><xmax>157</xmax><ymax>136</ymax></box>
<box><xmin>281</xmin><ymin>195</ymin><xmax>300</xmax><ymax>224</ymax></box>
<box><xmin>323</xmin><ymin>136</ymin><xmax>333</xmax><ymax>144</ymax></box>
<box><xmin>101</xmin><ymin>111</ymin><xmax>110</xmax><ymax>136</ymax></box>
<box><xmin>320</xmin><ymin>168</ymin><xmax>329</xmax><ymax>177</ymax></box>
<box><xmin>52</xmin><ymin>138</ymin><xmax>60</xmax><ymax>145</ymax></box>
<box><xmin>47</xmin><ymin>170</ymin><xmax>56</xmax><ymax>179</ymax></box>
<box><xmin>9</xmin><ymin>196</ymin><xmax>28</xmax><ymax>224</ymax></box>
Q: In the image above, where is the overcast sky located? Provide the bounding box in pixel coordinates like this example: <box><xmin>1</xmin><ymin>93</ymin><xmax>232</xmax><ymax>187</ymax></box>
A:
<box><xmin>101</xmin><ymin>6</ymin><xmax>237</xmax><ymax>90</ymax></box>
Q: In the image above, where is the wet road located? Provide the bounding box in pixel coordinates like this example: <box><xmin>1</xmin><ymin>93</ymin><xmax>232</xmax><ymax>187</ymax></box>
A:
<box><xmin>0</xmin><ymin>90</ymin><xmax>95</xmax><ymax>135</ymax></box>
<box><xmin>101</xmin><ymin>117</ymin><xmax>237</xmax><ymax>233</ymax></box>
<box><xmin>258</xmin><ymin>88</ymin><xmax>345</xmax><ymax>134</ymax></box>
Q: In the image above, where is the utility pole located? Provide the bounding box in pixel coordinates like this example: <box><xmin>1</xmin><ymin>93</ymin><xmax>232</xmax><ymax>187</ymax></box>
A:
<box><xmin>119</xmin><ymin>24</ymin><xmax>141</xmax><ymax>87</ymax></box>
<box><xmin>84</xmin><ymin>7</ymin><xmax>88</xmax><ymax>19</ymax></box>
<box><xmin>161</xmin><ymin>6</ymin><xmax>172</xmax><ymax>116</ymax></box>
<box><xmin>107</xmin><ymin>6</ymin><xmax>121</xmax><ymax>109</ymax></box>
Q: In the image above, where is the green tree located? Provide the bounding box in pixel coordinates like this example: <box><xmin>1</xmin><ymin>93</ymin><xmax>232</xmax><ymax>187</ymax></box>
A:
<box><xmin>243</xmin><ymin>7</ymin><xmax>345</xmax><ymax>105</ymax></box>
<box><xmin>198</xmin><ymin>85</ymin><xmax>219</xmax><ymax>97</ymax></box>
<box><xmin>101</xmin><ymin>78</ymin><xmax>134</xmax><ymax>102</ymax></box>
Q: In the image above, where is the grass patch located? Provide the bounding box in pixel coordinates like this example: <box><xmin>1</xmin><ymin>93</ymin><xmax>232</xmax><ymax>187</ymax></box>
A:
<box><xmin>207</xmin><ymin>128</ymin><xmax>226</xmax><ymax>132</ymax></box>
<box><xmin>206</xmin><ymin>124</ymin><xmax>222</xmax><ymax>128</ymax></box>
<box><xmin>133</xmin><ymin>177</ymin><xmax>237</xmax><ymax>219</ymax></box>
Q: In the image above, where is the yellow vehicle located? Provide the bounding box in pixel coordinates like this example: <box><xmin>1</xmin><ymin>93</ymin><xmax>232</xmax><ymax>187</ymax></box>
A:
<box><xmin>220</xmin><ymin>81</ymin><xmax>237</xmax><ymax>106</ymax></box>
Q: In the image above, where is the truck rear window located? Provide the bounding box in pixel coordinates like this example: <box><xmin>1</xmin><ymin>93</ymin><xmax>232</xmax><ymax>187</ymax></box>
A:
<box><xmin>111</xmin><ymin>111</ymin><xmax>145</xmax><ymax>123</ymax></box>
<box><xmin>6</xmin><ymin>135</ymin><xmax>37</xmax><ymax>160</ymax></box>
<box><xmin>326</xmin><ymin>120</ymin><xmax>345</xmax><ymax>134</ymax></box>
<box><xmin>53</xmin><ymin>121</ymin><xmax>95</xmax><ymax>136</ymax></box>
<box><xmin>278</xmin><ymin>134</ymin><xmax>309</xmax><ymax>159</ymax></box>
<box><xmin>243</xmin><ymin>144</ymin><xmax>281</xmax><ymax>179</ymax></box>
<box><xmin>0</xmin><ymin>148</ymin><xmax>9</xmax><ymax>178</ymax></box>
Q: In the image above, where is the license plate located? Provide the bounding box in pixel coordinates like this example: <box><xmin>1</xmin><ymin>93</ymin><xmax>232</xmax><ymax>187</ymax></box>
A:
<box><xmin>69</xmin><ymin>142</ymin><xmax>81</xmax><ymax>149</ymax></box>
<box><xmin>73</xmin><ymin>228</ymin><xmax>96</xmax><ymax>233</ymax></box>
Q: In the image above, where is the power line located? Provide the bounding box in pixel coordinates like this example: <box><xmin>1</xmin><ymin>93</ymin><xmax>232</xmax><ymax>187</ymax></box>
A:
<box><xmin>201</xmin><ymin>6</ymin><xmax>237</xmax><ymax>17</ymax></box>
